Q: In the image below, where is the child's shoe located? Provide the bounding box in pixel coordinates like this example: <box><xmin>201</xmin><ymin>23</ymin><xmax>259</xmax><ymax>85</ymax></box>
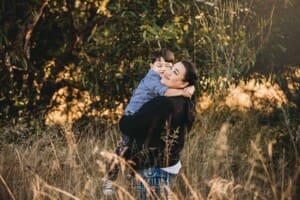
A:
<box><xmin>102</xmin><ymin>178</ymin><xmax>114</xmax><ymax>196</ymax></box>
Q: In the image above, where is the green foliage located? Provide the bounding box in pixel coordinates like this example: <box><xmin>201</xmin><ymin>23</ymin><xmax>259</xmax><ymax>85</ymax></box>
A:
<box><xmin>191</xmin><ymin>1</ymin><xmax>273</xmax><ymax>91</ymax></box>
<box><xmin>0</xmin><ymin>0</ymin><xmax>298</xmax><ymax>123</ymax></box>
<box><xmin>256</xmin><ymin>0</ymin><xmax>300</xmax><ymax>70</ymax></box>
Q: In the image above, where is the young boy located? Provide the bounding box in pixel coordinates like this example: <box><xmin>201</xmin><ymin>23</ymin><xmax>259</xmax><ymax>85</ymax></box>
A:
<box><xmin>102</xmin><ymin>49</ymin><xmax>194</xmax><ymax>195</ymax></box>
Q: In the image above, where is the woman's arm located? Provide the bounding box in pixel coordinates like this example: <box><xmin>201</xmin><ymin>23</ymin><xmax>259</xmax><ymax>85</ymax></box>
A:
<box><xmin>119</xmin><ymin>96</ymin><xmax>173</xmax><ymax>139</ymax></box>
<box><xmin>120</xmin><ymin>96</ymin><xmax>194</xmax><ymax>139</ymax></box>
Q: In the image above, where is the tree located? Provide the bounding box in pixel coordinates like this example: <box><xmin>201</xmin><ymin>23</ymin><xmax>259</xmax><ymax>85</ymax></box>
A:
<box><xmin>1</xmin><ymin>0</ymin><xmax>297</xmax><ymax>124</ymax></box>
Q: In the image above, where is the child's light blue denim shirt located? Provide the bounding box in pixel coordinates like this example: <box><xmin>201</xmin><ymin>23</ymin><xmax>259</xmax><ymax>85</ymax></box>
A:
<box><xmin>124</xmin><ymin>69</ymin><xmax>168</xmax><ymax>114</ymax></box>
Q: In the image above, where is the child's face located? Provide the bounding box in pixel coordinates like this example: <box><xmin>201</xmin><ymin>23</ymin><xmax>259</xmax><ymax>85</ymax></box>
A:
<box><xmin>151</xmin><ymin>57</ymin><xmax>173</xmax><ymax>76</ymax></box>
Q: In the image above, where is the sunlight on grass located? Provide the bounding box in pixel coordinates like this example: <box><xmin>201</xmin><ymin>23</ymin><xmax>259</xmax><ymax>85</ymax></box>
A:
<box><xmin>197</xmin><ymin>77</ymin><xmax>287</xmax><ymax>114</ymax></box>
<box><xmin>47</xmin><ymin>76</ymin><xmax>289</xmax><ymax>126</ymax></box>
<box><xmin>2</xmin><ymin>68</ymin><xmax>299</xmax><ymax>199</ymax></box>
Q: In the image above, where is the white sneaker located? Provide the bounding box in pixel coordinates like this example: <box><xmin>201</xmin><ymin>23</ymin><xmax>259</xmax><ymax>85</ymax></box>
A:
<box><xmin>102</xmin><ymin>179</ymin><xmax>114</xmax><ymax>195</ymax></box>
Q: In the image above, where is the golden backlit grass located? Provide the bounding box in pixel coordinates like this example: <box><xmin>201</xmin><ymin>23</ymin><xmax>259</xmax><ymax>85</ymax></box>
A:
<box><xmin>1</xmin><ymin>70</ymin><xmax>300</xmax><ymax>199</ymax></box>
<box><xmin>1</xmin><ymin>99</ymin><xmax>299</xmax><ymax>199</ymax></box>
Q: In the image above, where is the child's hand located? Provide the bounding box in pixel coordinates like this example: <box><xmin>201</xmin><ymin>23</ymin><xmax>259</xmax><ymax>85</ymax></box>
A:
<box><xmin>182</xmin><ymin>85</ymin><xmax>195</xmax><ymax>98</ymax></box>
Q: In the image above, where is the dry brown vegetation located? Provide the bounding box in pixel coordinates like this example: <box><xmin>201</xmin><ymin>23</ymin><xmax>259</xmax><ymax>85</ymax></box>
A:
<box><xmin>1</xmin><ymin>72</ymin><xmax>300</xmax><ymax>199</ymax></box>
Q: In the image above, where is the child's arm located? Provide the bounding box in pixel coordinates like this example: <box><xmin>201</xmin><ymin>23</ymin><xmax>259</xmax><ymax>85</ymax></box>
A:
<box><xmin>164</xmin><ymin>85</ymin><xmax>195</xmax><ymax>98</ymax></box>
<box><xmin>164</xmin><ymin>88</ymin><xmax>184</xmax><ymax>97</ymax></box>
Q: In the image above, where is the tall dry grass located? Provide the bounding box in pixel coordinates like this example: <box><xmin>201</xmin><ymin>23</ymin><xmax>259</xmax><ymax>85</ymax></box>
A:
<box><xmin>0</xmin><ymin>122</ymin><xmax>126</xmax><ymax>200</ymax></box>
<box><xmin>173</xmin><ymin>91</ymin><xmax>299</xmax><ymax>200</ymax></box>
<box><xmin>0</xmin><ymin>93</ymin><xmax>299</xmax><ymax>200</ymax></box>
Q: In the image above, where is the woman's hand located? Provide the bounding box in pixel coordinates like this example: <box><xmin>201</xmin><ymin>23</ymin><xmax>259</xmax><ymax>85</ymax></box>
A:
<box><xmin>182</xmin><ymin>85</ymin><xmax>195</xmax><ymax>98</ymax></box>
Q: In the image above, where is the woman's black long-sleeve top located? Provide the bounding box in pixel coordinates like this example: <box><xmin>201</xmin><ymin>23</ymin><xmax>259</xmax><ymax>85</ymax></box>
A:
<box><xmin>119</xmin><ymin>96</ymin><xmax>195</xmax><ymax>170</ymax></box>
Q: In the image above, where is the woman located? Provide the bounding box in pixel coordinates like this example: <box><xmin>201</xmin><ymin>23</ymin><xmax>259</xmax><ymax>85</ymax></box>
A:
<box><xmin>120</xmin><ymin>60</ymin><xmax>198</xmax><ymax>199</ymax></box>
<box><xmin>102</xmin><ymin>52</ymin><xmax>195</xmax><ymax>195</ymax></box>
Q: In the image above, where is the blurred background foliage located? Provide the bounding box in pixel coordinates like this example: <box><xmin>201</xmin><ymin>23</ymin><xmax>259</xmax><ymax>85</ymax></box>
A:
<box><xmin>0</xmin><ymin>0</ymin><xmax>300</xmax><ymax>124</ymax></box>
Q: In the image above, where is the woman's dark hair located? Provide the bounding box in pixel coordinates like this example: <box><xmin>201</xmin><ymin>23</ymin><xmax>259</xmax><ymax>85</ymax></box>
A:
<box><xmin>181</xmin><ymin>60</ymin><xmax>198</xmax><ymax>86</ymax></box>
<box><xmin>151</xmin><ymin>48</ymin><xmax>175</xmax><ymax>64</ymax></box>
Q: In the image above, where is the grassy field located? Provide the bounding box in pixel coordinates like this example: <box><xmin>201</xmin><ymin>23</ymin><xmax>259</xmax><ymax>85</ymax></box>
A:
<box><xmin>1</xmin><ymin>82</ymin><xmax>299</xmax><ymax>200</ymax></box>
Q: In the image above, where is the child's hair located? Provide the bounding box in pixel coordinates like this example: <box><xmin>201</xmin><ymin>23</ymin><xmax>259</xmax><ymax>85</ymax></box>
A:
<box><xmin>151</xmin><ymin>48</ymin><xmax>175</xmax><ymax>64</ymax></box>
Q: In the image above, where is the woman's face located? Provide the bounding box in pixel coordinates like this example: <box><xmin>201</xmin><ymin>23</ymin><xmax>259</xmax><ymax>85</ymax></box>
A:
<box><xmin>160</xmin><ymin>62</ymin><xmax>189</xmax><ymax>89</ymax></box>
